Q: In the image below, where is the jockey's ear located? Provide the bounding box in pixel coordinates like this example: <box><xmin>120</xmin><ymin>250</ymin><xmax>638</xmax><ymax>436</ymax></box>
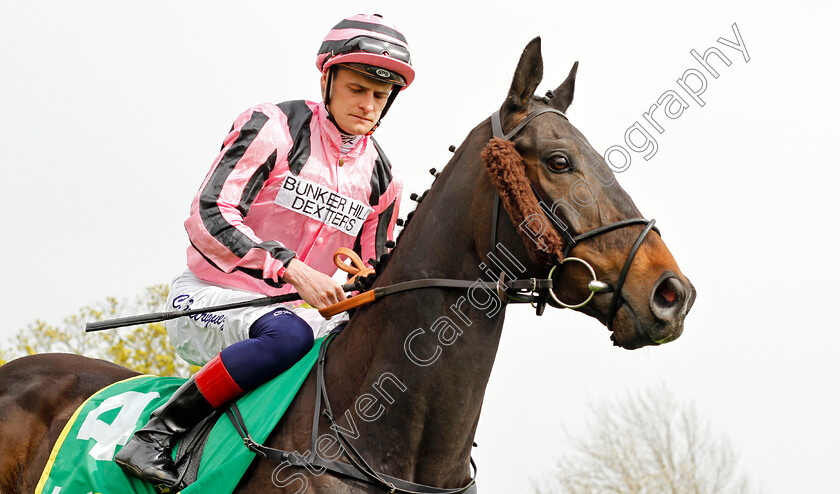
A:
<box><xmin>320</xmin><ymin>71</ymin><xmax>329</xmax><ymax>100</ymax></box>
<box><xmin>548</xmin><ymin>61</ymin><xmax>578</xmax><ymax>113</ymax></box>
<box><xmin>501</xmin><ymin>37</ymin><xmax>544</xmax><ymax>126</ymax></box>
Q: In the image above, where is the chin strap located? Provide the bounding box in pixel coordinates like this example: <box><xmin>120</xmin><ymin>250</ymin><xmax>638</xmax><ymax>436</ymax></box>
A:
<box><xmin>367</xmin><ymin>87</ymin><xmax>400</xmax><ymax>134</ymax></box>
<box><xmin>324</xmin><ymin>68</ymin><xmax>351</xmax><ymax>135</ymax></box>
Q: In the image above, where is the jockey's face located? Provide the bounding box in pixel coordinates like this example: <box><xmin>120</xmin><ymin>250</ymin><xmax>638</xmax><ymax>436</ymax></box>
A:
<box><xmin>322</xmin><ymin>66</ymin><xmax>394</xmax><ymax>135</ymax></box>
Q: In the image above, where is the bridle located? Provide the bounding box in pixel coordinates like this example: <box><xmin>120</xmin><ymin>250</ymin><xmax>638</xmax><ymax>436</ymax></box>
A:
<box><xmin>489</xmin><ymin>107</ymin><xmax>660</xmax><ymax>330</ymax></box>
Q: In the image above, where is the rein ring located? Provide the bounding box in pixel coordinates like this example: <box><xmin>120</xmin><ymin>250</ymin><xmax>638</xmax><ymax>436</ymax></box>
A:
<box><xmin>547</xmin><ymin>257</ymin><xmax>602</xmax><ymax>309</ymax></box>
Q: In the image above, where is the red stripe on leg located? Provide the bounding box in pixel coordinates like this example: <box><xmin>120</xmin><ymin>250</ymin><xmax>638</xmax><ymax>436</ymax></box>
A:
<box><xmin>194</xmin><ymin>354</ymin><xmax>244</xmax><ymax>408</ymax></box>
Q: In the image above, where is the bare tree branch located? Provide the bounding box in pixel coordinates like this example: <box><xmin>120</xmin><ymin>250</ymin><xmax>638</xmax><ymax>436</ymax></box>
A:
<box><xmin>533</xmin><ymin>383</ymin><xmax>761</xmax><ymax>494</ymax></box>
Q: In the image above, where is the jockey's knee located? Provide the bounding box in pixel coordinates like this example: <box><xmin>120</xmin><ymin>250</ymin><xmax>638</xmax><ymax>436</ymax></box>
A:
<box><xmin>220</xmin><ymin>309</ymin><xmax>314</xmax><ymax>390</ymax></box>
<box><xmin>250</xmin><ymin>309</ymin><xmax>315</xmax><ymax>364</ymax></box>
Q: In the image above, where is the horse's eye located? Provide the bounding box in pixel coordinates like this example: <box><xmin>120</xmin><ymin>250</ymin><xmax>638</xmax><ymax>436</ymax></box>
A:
<box><xmin>546</xmin><ymin>154</ymin><xmax>571</xmax><ymax>174</ymax></box>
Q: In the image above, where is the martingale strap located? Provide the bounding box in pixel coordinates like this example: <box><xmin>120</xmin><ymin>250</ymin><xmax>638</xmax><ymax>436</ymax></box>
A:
<box><xmin>225</xmin><ymin>331</ymin><xmax>478</xmax><ymax>494</ymax></box>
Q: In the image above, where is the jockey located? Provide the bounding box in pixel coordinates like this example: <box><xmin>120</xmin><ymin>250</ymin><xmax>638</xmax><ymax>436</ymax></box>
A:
<box><xmin>115</xmin><ymin>14</ymin><xmax>411</xmax><ymax>487</ymax></box>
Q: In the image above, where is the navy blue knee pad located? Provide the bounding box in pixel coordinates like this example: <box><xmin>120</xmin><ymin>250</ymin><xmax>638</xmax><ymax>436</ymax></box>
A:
<box><xmin>220</xmin><ymin>309</ymin><xmax>315</xmax><ymax>391</ymax></box>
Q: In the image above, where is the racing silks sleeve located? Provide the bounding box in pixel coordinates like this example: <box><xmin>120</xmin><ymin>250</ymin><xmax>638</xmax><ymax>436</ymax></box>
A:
<box><xmin>184</xmin><ymin>106</ymin><xmax>296</xmax><ymax>285</ymax></box>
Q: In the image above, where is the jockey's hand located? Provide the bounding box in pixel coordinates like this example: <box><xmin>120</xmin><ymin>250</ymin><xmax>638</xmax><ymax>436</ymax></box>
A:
<box><xmin>282</xmin><ymin>259</ymin><xmax>347</xmax><ymax>309</ymax></box>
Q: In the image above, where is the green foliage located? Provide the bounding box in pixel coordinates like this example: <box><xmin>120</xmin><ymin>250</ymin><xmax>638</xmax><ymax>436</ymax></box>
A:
<box><xmin>0</xmin><ymin>285</ymin><xmax>199</xmax><ymax>377</ymax></box>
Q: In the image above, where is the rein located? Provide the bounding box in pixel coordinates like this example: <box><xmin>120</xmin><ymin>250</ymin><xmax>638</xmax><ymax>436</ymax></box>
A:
<box><xmin>320</xmin><ymin>248</ymin><xmax>555</xmax><ymax>318</ymax></box>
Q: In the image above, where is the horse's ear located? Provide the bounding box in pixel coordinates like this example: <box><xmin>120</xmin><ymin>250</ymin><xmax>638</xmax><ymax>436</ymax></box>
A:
<box><xmin>502</xmin><ymin>37</ymin><xmax>544</xmax><ymax>119</ymax></box>
<box><xmin>548</xmin><ymin>61</ymin><xmax>578</xmax><ymax>112</ymax></box>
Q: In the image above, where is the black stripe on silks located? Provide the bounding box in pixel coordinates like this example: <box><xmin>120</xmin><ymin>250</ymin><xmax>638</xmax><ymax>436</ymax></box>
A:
<box><xmin>277</xmin><ymin>100</ymin><xmax>313</xmax><ymax>175</ymax></box>
<box><xmin>221</xmin><ymin>123</ymin><xmax>235</xmax><ymax>151</ymax></box>
<box><xmin>256</xmin><ymin>240</ymin><xmax>296</xmax><ymax>266</ymax></box>
<box><xmin>352</xmin><ymin>224</ymin><xmax>364</xmax><ymax>260</ymax></box>
<box><xmin>233</xmin><ymin>267</ymin><xmax>286</xmax><ymax>288</ymax></box>
<box><xmin>192</xmin><ymin>239</ymin><xmax>291</xmax><ymax>288</ymax></box>
<box><xmin>192</xmin><ymin>236</ymin><xmax>292</xmax><ymax>288</ymax></box>
<box><xmin>191</xmin><ymin>238</ymin><xmax>286</xmax><ymax>287</ymax></box>
<box><xmin>374</xmin><ymin>200</ymin><xmax>396</xmax><ymax>259</ymax></box>
<box><xmin>237</xmin><ymin>150</ymin><xmax>277</xmax><ymax>217</ymax></box>
<box><xmin>368</xmin><ymin>138</ymin><xmax>393</xmax><ymax>206</ymax></box>
<box><xmin>190</xmin><ymin>239</ymin><xmax>226</xmax><ymax>273</ymax></box>
<box><xmin>200</xmin><ymin>112</ymin><xmax>270</xmax><ymax>258</ymax></box>
<box><xmin>333</xmin><ymin>20</ymin><xmax>408</xmax><ymax>43</ymax></box>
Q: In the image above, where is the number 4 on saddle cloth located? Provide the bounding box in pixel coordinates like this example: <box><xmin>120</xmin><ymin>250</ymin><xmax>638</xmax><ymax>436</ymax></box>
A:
<box><xmin>34</xmin><ymin>337</ymin><xmax>326</xmax><ymax>494</ymax></box>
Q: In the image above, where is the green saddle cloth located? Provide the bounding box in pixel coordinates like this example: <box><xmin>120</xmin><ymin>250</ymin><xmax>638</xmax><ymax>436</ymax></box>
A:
<box><xmin>35</xmin><ymin>337</ymin><xmax>325</xmax><ymax>494</ymax></box>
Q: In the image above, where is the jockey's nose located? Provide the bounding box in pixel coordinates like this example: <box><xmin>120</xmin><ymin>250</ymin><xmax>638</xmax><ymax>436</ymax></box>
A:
<box><xmin>358</xmin><ymin>91</ymin><xmax>375</xmax><ymax>113</ymax></box>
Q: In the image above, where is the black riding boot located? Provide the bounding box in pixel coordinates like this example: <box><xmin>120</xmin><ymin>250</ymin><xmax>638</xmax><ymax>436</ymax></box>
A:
<box><xmin>114</xmin><ymin>376</ymin><xmax>215</xmax><ymax>487</ymax></box>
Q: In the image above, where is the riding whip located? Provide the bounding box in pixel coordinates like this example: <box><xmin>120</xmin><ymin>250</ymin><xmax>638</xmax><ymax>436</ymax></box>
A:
<box><xmin>85</xmin><ymin>248</ymin><xmax>374</xmax><ymax>332</ymax></box>
<box><xmin>83</xmin><ymin>283</ymin><xmax>360</xmax><ymax>332</ymax></box>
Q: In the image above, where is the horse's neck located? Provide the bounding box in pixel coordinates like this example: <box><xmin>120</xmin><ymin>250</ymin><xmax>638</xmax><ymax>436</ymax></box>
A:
<box><xmin>325</xmin><ymin>136</ymin><xmax>514</xmax><ymax>482</ymax></box>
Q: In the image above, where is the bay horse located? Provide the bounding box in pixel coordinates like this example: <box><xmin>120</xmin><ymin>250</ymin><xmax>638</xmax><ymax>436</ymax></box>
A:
<box><xmin>0</xmin><ymin>38</ymin><xmax>694</xmax><ymax>493</ymax></box>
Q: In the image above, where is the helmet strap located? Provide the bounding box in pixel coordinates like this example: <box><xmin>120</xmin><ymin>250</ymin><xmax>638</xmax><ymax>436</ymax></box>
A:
<box><xmin>366</xmin><ymin>87</ymin><xmax>400</xmax><ymax>135</ymax></box>
<box><xmin>324</xmin><ymin>67</ymin><xmax>334</xmax><ymax>107</ymax></box>
<box><xmin>324</xmin><ymin>67</ymin><xmax>353</xmax><ymax>135</ymax></box>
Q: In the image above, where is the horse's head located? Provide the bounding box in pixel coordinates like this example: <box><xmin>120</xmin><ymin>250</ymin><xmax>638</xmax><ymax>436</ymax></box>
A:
<box><xmin>488</xmin><ymin>38</ymin><xmax>695</xmax><ymax>349</ymax></box>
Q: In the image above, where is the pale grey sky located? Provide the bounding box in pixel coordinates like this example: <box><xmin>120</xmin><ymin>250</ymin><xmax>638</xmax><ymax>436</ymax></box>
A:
<box><xmin>1</xmin><ymin>1</ymin><xmax>838</xmax><ymax>492</ymax></box>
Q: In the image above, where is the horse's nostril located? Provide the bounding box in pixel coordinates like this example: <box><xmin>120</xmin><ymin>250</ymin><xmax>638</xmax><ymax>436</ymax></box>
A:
<box><xmin>654</xmin><ymin>279</ymin><xmax>678</xmax><ymax>308</ymax></box>
<box><xmin>650</xmin><ymin>276</ymin><xmax>685</xmax><ymax>322</ymax></box>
